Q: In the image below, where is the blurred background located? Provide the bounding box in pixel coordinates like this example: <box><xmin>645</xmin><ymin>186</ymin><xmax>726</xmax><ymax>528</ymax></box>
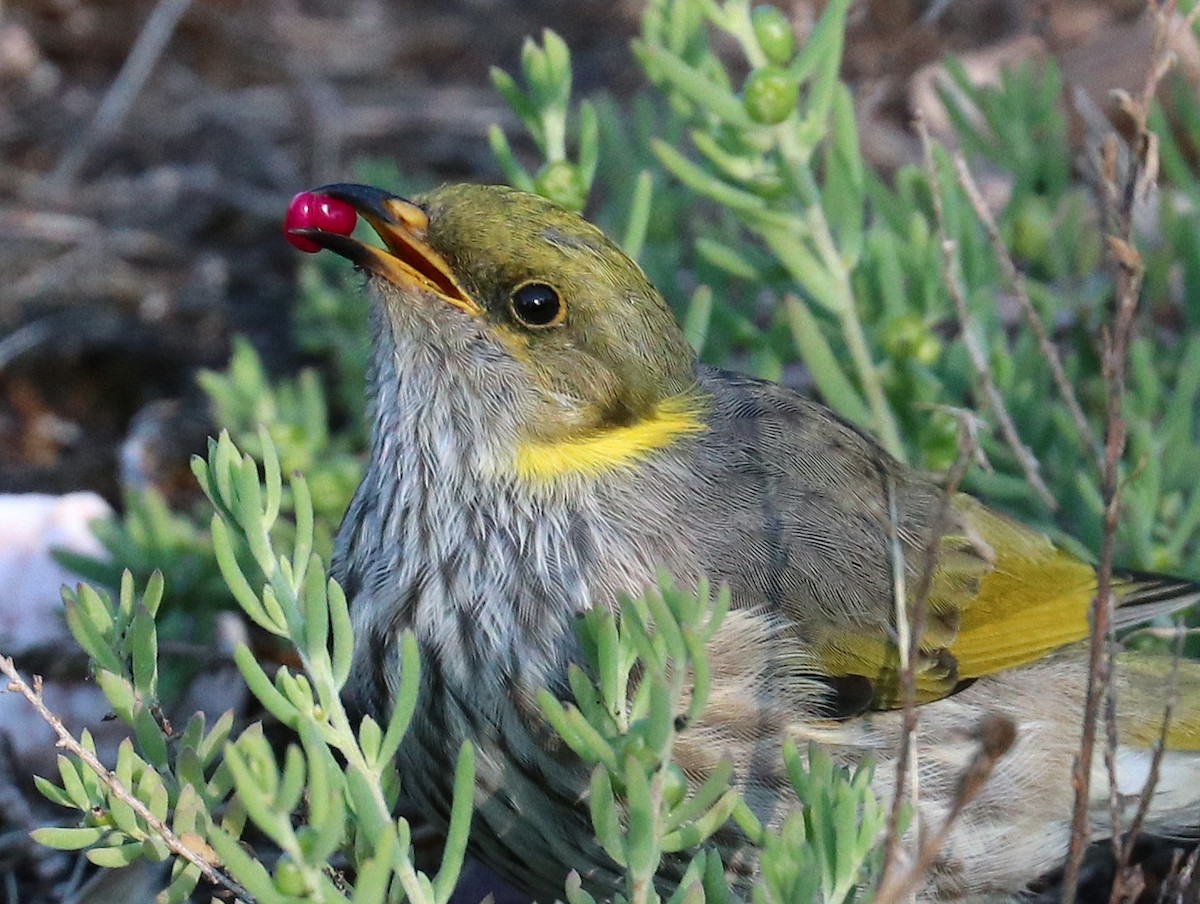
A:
<box><xmin>0</xmin><ymin>0</ymin><xmax>1188</xmax><ymax>503</ymax></box>
<box><xmin>0</xmin><ymin>0</ymin><xmax>647</xmax><ymax>500</ymax></box>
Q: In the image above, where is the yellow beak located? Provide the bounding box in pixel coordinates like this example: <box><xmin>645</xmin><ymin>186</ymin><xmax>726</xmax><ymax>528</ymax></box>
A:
<box><xmin>289</xmin><ymin>183</ymin><xmax>482</xmax><ymax>317</ymax></box>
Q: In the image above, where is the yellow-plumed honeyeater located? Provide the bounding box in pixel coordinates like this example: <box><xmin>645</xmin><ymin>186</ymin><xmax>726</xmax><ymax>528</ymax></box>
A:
<box><xmin>290</xmin><ymin>182</ymin><xmax>1200</xmax><ymax>903</ymax></box>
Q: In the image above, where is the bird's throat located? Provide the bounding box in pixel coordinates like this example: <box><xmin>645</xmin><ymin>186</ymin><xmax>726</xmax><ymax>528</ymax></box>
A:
<box><xmin>513</xmin><ymin>395</ymin><xmax>707</xmax><ymax>482</ymax></box>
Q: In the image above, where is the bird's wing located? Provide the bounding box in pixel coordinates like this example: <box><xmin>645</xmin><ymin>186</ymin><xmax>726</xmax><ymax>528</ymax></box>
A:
<box><xmin>692</xmin><ymin>368</ymin><xmax>1200</xmax><ymax>714</ymax></box>
<box><xmin>942</xmin><ymin>500</ymin><xmax>1200</xmax><ymax>686</ymax></box>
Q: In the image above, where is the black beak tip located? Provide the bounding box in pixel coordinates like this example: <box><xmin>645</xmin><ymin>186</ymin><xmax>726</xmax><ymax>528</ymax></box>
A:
<box><xmin>288</xmin><ymin>227</ymin><xmax>367</xmax><ymax>263</ymax></box>
<box><xmin>313</xmin><ymin>183</ymin><xmax>406</xmax><ymax>219</ymax></box>
<box><xmin>287</xmin><ymin>225</ymin><xmax>328</xmax><ymax>243</ymax></box>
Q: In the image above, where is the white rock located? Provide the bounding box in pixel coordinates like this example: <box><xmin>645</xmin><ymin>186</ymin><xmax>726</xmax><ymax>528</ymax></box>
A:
<box><xmin>0</xmin><ymin>492</ymin><xmax>118</xmax><ymax>767</ymax></box>
<box><xmin>0</xmin><ymin>492</ymin><xmax>112</xmax><ymax>654</ymax></box>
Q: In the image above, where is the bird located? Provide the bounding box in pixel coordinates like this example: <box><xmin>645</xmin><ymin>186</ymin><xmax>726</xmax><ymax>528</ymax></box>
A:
<box><xmin>286</xmin><ymin>181</ymin><xmax>1200</xmax><ymax>903</ymax></box>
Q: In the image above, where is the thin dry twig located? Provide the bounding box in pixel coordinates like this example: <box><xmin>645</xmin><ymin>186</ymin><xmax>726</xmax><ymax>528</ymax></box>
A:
<box><xmin>1106</xmin><ymin>627</ymin><xmax>1185</xmax><ymax>904</ymax></box>
<box><xmin>879</xmin><ymin>407</ymin><xmax>980</xmax><ymax>884</ymax></box>
<box><xmin>879</xmin><ymin>113</ymin><xmax>1009</xmax><ymax>890</ymax></box>
<box><xmin>949</xmin><ymin>151</ymin><xmax>1102</xmax><ymax>466</ymax></box>
<box><xmin>1101</xmin><ymin>680</ymin><xmax>1136</xmax><ymax>904</ymax></box>
<box><xmin>1064</xmin><ymin>146</ymin><xmax>1141</xmax><ymax>904</ymax></box>
<box><xmin>916</xmin><ymin>114</ymin><xmax>1056</xmax><ymax>510</ymax></box>
<box><xmin>882</xmin><ymin>472</ymin><xmax>918</xmax><ymax>889</ymax></box>
<box><xmin>1122</xmin><ymin>625</ymin><xmax>1200</xmax><ymax>643</ymax></box>
<box><xmin>1060</xmin><ymin>5</ymin><xmax>1189</xmax><ymax>902</ymax></box>
<box><xmin>874</xmin><ymin>714</ymin><xmax>1017</xmax><ymax>904</ymax></box>
<box><xmin>50</xmin><ymin>0</ymin><xmax>195</xmax><ymax>184</ymax></box>
<box><xmin>1161</xmin><ymin>844</ymin><xmax>1200</xmax><ymax>904</ymax></box>
<box><xmin>0</xmin><ymin>655</ymin><xmax>252</xmax><ymax>904</ymax></box>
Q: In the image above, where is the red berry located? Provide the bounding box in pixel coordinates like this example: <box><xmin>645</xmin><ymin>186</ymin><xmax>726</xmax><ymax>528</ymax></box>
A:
<box><xmin>283</xmin><ymin>191</ymin><xmax>358</xmax><ymax>253</ymax></box>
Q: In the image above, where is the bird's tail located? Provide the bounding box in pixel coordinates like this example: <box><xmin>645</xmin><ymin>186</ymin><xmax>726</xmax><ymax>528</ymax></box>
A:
<box><xmin>1113</xmin><ymin>568</ymin><xmax>1200</xmax><ymax>629</ymax></box>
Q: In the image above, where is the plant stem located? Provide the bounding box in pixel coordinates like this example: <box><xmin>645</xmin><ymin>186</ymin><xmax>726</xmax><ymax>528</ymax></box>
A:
<box><xmin>836</xmin><ymin>276</ymin><xmax>905</xmax><ymax>459</ymax></box>
<box><xmin>775</xmin><ymin>126</ymin><xmax>905</xmax><ymax>459</ymax></box>
<box><xmin>0</xmin><ymin>657</ymin><xmax>253</xmax><ymax>903</ymax></box>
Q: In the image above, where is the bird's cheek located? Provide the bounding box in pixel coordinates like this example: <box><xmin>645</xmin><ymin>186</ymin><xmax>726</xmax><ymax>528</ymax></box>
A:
<box><xmin>520</xmin><ymin>364</ymin><xmax>614</xmax><ymax>438</ymax></box>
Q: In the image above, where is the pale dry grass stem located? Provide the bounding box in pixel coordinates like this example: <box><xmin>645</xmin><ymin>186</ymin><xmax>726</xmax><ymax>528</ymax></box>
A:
<box><xmin>915</xmin><ymin>112</ymin><xmax>1057</xmax><ymax>510</ymax></box>
<box><xmin>1061</xmin><ymin>4</ymin><xmax>1200</xmax><ymax>903</ymax></box>
<box><xmin>0</xmin><ymin>654</ymin><xmax>251</xmax><ymax>904</ymax></box>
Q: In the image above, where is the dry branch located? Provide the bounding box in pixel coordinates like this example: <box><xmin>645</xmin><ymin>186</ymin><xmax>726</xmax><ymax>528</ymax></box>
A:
<box><xmin>0</xmin><ymin>655</ymin><xmax>251</xmax><ymax>904</ymax></box>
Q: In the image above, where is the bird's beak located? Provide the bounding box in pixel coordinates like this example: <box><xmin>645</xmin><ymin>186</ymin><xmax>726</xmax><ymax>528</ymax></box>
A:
<box><xmin>290</xmin><ymin>183</ymin><xmax>482</xmax><ymax>317</ymax></box>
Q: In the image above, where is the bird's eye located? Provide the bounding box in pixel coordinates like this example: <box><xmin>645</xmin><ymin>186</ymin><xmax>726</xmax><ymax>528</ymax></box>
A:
<box><xmin>509</xmin><ymin>282</ymin><xmax>565</xmax><ymax>328</ymax></box>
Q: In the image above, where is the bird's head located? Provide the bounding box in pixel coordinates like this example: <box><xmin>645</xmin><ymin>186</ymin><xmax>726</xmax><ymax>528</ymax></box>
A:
<box><xmin>291</xmin><ymin>183</ymin><xmax>702</xmax><ymax>481</ymax></box>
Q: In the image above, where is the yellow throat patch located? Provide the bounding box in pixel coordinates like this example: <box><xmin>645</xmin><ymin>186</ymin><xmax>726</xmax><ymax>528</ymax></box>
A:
<box><xmin>514</xmin><ymin>395</ymin><xmax>707</xmax><ymax>482</ymax></box>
